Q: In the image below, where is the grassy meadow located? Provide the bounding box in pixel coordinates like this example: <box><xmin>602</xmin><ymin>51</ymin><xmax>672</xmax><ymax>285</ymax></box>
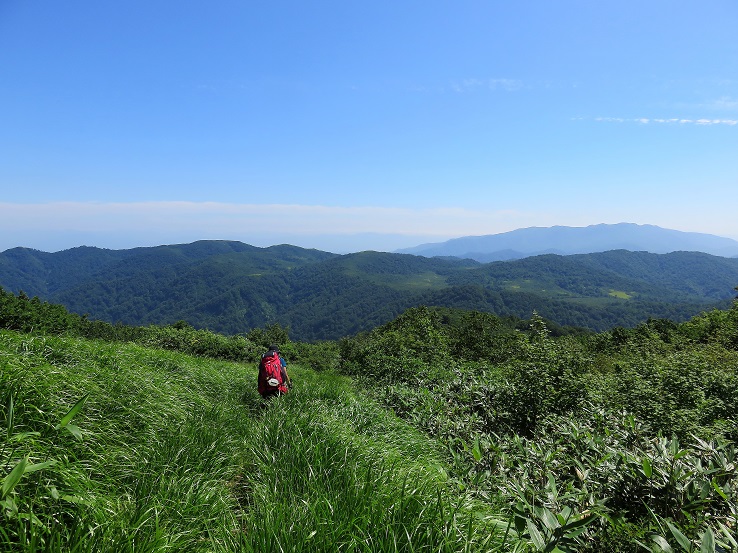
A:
<box><xmin>0</xmin><ymin>330</ymin><xmax>505</xmax><ymax>552</ymax></box>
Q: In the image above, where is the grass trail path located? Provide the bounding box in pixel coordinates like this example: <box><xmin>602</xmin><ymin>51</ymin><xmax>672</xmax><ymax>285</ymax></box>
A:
<box><xmin>1</xmin><ymin>331</ymin><xmax>505</xmax><ymax>552</ymax></box>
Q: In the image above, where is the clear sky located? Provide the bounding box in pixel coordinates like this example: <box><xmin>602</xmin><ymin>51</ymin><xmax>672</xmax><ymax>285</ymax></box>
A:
<box><xmin>1</xmin><ymin>1</ymin><xmax>737</xmax><ymax>253</ymax></box>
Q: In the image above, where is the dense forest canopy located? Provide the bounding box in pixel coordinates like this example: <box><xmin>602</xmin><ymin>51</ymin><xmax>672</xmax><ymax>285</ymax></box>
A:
<box><xmin>2</xmin><ymin>241</ymin><xmax>737</xmax><ymax>341</ymax></box>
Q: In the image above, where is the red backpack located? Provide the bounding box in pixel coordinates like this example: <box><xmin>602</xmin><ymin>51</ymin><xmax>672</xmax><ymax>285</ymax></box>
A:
<box><xmin>258</xmin><ymin>352</ymin><xmax>287</xmax><ymax>396</ymax></box>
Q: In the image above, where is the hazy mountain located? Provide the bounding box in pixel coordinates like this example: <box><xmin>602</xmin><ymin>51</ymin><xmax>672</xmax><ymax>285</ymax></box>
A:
<box><xmin>396</xmin><ymin>223</ymin><xmax>738</xmax><ymax>262</ymax></box>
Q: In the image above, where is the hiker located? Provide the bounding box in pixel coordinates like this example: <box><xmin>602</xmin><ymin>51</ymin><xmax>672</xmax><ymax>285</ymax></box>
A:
<box><xmin>257</xmin><ymin>344</ymin><xmax>291</xmax><ymax>398</ymax></box>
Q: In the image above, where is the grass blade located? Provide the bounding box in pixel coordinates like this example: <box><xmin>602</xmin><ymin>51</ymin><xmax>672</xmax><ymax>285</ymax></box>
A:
<box><xmin>56</xmin><ymin>394</ymin><xmax>89</xmax><ymax>429</ymax></box>
<box><xmin>2</xmin><ymin>456</ymin><xmax>28</xmax><ymax>498</ymax></box>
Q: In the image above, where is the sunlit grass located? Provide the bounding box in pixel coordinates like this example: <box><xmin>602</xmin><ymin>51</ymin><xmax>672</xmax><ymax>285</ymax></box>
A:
<box><xmin>1</xmin><ymin>330</ymin><xmax>505</xmax><ymax>552</ymax></box>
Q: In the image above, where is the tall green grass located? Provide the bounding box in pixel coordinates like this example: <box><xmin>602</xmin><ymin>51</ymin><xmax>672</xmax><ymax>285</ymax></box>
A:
<box><xmin>235</xmin><ymin>375</ymin><xmax>505</xmax><ymax>552</ymax></box>
<box><xmin>1</xmin><ymin>330</ymin><xmax>507</xmax><ymax>552</ymax></box>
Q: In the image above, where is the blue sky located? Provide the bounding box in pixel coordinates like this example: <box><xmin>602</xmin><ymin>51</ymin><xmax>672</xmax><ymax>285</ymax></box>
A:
<box><xmin>1</xmin><ymin>1</ymin><xmax>737</xmax><ymax>253</ymax></box>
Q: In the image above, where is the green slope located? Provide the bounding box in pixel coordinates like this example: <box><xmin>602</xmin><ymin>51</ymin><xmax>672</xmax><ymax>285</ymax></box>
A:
<box><xmin>0</xmin><ymin>241</ymin><xmax>335</xmax><ymax>297</ymax></box>
<box><xmin>448</xmin><ymin>249</ymin><xmax>738</xmax><ymax>302</ymax></box>
<box><xmin>0</xmin><ymin>329</ymin><xmax>503</xmax><ymax>552</ymax></box>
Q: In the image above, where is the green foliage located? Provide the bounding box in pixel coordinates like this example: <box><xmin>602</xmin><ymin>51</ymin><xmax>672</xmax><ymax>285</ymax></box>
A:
<box><xmin>0</xmin><ymin>331</ymin><xmax>257</xmax><ymax>550</ymax></box>
<box><xmin>481</xmin><ymin>410</ymin><xmax>737</xmax><ymax>553</ymax></box>
<box><xmin>579</xmin><ymin>304</ymin><xmax>738</xmax><ymax>441</ymax></box>
<box><xmin>339</xmin><ymin>306</ymin><xmax>455</xmax><ymax>383</ymax></box>
<box><xmin>339</xmin><ymin>302</ymin><xmax>738</xmax><ymax>551</ymax></box>
<box><xmin>0</xmin><ymin>288</ymin><xmax>83</xmax><ymax>335</ymax></box>
<box><xmin>244</xmin><ymin>322</ymin><xmax>290</xmax><ymax>349</ymax></box>
<box><xmin>680</xmin><ymin>304</ymin><xmax>738</xmax><ymax>350</ymax></box>
<box><xmin>341</xmin><ymin>309</ymin><xmax>592</xmax><ymax>437</ymax></box>
<box><xmin>447</xmin><ymin>310</ymin><xmax>506</xmax><ymax>359</ymax></box>
<box><xmin>280</xmin><ymin>340</ymin><xmax>341</xmax><ymax>372</ymax></box>
<box><xmin>4</xmin><ymin>243</ymin><xmax>737</xmax><ymax>341</ymax></box>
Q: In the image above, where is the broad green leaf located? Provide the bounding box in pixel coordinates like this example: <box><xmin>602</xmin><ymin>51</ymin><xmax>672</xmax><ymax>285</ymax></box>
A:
<box><xmin>564</xmin><ymin>524</ymin><xmax>590</xmax><ymax>540</ymax></box>
<box><xmin>434</xmin><ymin>465</ymin><xmax>448</xmax><ymax>480</ymax></box>
<box><xmin>716</xmin><ymin>522</ymin><xmax>737</xmax><ymax>547</ymax></box>
<box><xmin>557</xmin><ymin>506</ymin><xmax>572</xmax><ymax>524</ymax></box>
<box><xmin>540</xmin><ymin>508</ymin><xmax>560</xmax><ymax>531</ymax></box>
<box><xmin>527</xmin><ymin>520</ymin><xmax>546</xmax><ymax>550</ymax></box>
<box><xmin>699</xmin><ymin>480</ymin><xmax>711</xmax><ymax>500</ymax></box>
<box><xmin>666</xmin><ymin>522</ymin><xmax>692</xmax><ymax>551</ymax></box>
<box><xmin>700</xmin><ymin>527</ymin><xmax>715</xmax><ymax>553</ymax></box>
<box><xmin>56</xmin><ymin>394</ymin><xmax>88</xmax><ymax>429</ymax></box>
<box><xmin>674</xmin><ymin>449</ymin><xmax>690</xmax><ymax>460</ymax></box>
<box><xmin>18</xmin><ymin>511</ymin><xmax>46</xmax><ymax>529</ymax></box>
<box><xmin>642</xmin><ymin>458</ymin><xmax>653</xmax><ymax>478</ymax></box>
<box><xmin>547</xmin><ymin>473</ymin><xmax>558</xmax><ymax>497</ymax></box>
<box><xmin>472</xmin><ymin>437</ymin><xmax>482</xmax><ymax>462</ymax></box>
<box><xmin>2</xmin><ymin>457</ymin><xmax>28</xmax><ymax>498</ymax></box>
<box><xmin>651</xmin><ymin>534</ymin><xmax>674</xmax><ymax>553</ymax></box>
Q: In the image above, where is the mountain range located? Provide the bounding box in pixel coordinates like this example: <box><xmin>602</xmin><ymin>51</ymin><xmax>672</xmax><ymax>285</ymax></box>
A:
<box><xmin>3</xmin><ymin>224</ymin><xmax>738</xmax><ymax>341</ymax></box>
<box><xmin>397</xmin><ymin>223</ymin><xmax>738</xmax><ymax>262</ymax></box>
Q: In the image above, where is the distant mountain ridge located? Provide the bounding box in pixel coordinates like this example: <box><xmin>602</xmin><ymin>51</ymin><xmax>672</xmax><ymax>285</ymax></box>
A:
<box><xmin>396</xmin><ymin>223</ymin><xmax>738</xmax><ymax>262</ymax></box>
<box><xmin>3</xmin><ymin>239</ymin><xmax>738</xmax><ymax>341</ymax></box>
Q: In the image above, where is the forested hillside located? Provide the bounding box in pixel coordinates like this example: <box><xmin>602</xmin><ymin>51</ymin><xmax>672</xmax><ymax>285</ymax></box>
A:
<box><xmin>2</xmin><ymin>241</ymin><xmax>737</xmax><ymax>341</ymax></box>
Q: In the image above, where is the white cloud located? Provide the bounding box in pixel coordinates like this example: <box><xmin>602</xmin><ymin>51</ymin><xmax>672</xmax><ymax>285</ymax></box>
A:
<box><xmin>590</xmin><ymin>117</ymin><xmax>738</xmax><ymax>126</ymax></box>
